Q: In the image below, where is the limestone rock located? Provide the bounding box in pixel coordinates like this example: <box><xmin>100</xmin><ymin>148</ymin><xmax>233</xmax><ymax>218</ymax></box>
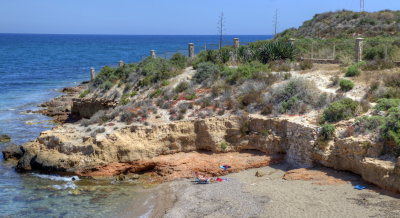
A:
<box><xmin>2</xmin><ymin>143</ymin><xmax>22</xmax><ymax>160</ymax></box>
<box><xmin>255</xmin><ymin>170</ymin><xmax>266</xmax><ymax>177</ymax></box>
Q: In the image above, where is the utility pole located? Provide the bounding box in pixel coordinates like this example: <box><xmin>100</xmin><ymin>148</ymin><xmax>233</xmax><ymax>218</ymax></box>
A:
<box><xmin>360</xmin><ymin>0</ymin><xmax>365</xmax><ymax>12</ymax></box>
<box><xmin>273</xmin><ymin>9</ymin><xmax>278</xmax><ymax>37</ymax></box>
<box><xmin>217</xmin><ymin>12</ymin><xmax>226</xmax><ymax>50</ymax></box>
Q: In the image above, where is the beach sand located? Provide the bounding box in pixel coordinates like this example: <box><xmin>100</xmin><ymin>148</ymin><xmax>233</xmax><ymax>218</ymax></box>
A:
<box><xmin>157</xmin><ymin>163</ymin><xmax>400</xmax><ymax>218</ymax></box>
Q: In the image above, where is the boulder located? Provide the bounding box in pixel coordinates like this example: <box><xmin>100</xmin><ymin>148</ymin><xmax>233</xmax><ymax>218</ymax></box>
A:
<box><xmin>255</xmin><ymin>170</ymin><xmax>266</xmax><ymax>177</ymax></box>
<box><xmin>0</xmin><ymin>134</ymin><xmax>11</xmax><ymax>143</ymax></box>
<box><xmin>2</xmin><ymin>143</ymin><xmax>23</xmax><ymax>160</ymax></box>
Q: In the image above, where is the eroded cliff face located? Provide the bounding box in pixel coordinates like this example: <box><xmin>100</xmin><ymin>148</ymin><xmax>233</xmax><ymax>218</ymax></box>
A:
<box><xmin>314</xmin><ymin>137</ymin><xmax>400</xmax><ymax>192</ymax></box>
<box><xmin>14</xmin><ymin>114</ymin><xmax>400</xmax><ymax>193</ymax></box>
<box><xmin>71</xmin><ymin>98</ymin><xmax>117</xmax><ymax>119</ymax></box>
<box><xmin>16</xmin><ymin>116</ymin><xmax>317</xmax><ymax>173</ymax></box>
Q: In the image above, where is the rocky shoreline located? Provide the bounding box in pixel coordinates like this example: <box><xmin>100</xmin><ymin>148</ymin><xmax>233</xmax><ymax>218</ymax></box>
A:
<box><xmin>4</xmin><ymin>84</ymin><xmax>400</xmax><ymax>194</ymax></box>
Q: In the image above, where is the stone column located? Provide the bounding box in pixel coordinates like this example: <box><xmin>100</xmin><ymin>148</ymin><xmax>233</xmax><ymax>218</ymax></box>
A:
<box><xmin>118</xmin><ymin>60</ymin><xmax>124</xmax><ymax>67</ymax></box>
<box><xmin>355</xmin><ymin>38</ymin><xmax>364</xmax><ymax>62</ymax></box>
<box><xmin>233</xmin><ymin>38</ymin><xmax>240</xmax><ymax>48</ymax></box>
<box><xmin>90</xmin><ymin>67</ymin><xmax>95</xmax><ymax>81</ymax></box>
<box><xmin>150</xmin><ymin>50</ymin><xmax>156</xmax><ymax>58</ymax></box>
<box><xmin>188</xmin><ymin>43</ymin><xmax>195</xmax><ymax>58</ymax></box>
<box><xmin>288</xmin><ymin>38</ymin><xmax>296</xmax><ymax>46</ymax></box>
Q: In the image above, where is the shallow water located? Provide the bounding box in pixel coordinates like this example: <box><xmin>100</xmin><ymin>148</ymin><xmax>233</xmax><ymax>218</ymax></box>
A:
<box><xmin>0</xmin><ymin>34</ymin><xmax>271</xmax><ymax>217</ymax></box>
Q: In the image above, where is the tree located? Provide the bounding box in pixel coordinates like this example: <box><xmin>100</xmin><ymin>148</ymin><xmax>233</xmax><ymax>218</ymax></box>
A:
<box><xmin>217</xmin><ymin>12</ymin><xmax>226</xmax><ymax>50</ymax></box>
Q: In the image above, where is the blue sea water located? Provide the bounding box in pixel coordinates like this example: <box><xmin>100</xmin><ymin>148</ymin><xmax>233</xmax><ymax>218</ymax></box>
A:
<box><xmin>0</xmin><ymin>34</ymin><xmax>271</xmax><ymax>217</ymax></box>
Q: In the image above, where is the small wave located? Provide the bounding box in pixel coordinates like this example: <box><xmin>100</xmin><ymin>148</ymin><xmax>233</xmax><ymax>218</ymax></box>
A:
<box><xmin>52</xmin><ymin>182</ymin><xmax>77</xmax><ymax>190</ymax></box>
<box><xmin>32</xmin><ymin>173</ymin><xmax>80</xmax><ymax>182</ymax></box>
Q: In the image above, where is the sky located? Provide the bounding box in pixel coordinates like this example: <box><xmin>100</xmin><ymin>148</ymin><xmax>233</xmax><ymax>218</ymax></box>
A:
<box><xmin>0</xmin><ymin>0</ymin><xmax>399</xmax><ymax>35</ymax></box>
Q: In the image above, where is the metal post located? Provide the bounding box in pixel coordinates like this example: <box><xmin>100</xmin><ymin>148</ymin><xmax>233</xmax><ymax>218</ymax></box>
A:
<box><xmin>355</xmin><ymin>38</ymin><xmax>364</xmax><ymax>62</ymax></box>
<box><xmin>188</xmin><ymin>43</ymin><xmax>195</xmax><ymax>58</ymax></box>
<box><xmin>118</xmin><ymin>60</ymin><xmax>124</xmax><ymax>67</ymax></box>
<box><xmin>233</xmin><ymin>38</ymin><xmax>240</xmax><ymax>48</ymax></box>
<box><xmin>90</xmin><ymin>67</ymin><xmax>95</xmax><ymax>81</ymax></box>
<box><xmin>150</xmin><ymin>50</ymin><xmax>156</xmax><ymax>58</ymax></box>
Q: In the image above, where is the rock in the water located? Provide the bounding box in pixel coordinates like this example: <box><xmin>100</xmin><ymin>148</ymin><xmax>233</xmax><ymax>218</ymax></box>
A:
<box><xmin>0</xmin><ymin>134</ymin><xmax>11</xmax><ymax>143</ymax></box>
<box><xmin>255</xmin><ymin>170</ymin><xmax>266</xmax><ymax>177</ymax></box>
<box><xmin>69</xmin><ymin>189</ymin><xmax>81</xmax><ymax>195</ymax></box>
<box><xmin>2</xmin><ymin>143</ymin><xmax>23</xmax><ymax>160</ymax></box>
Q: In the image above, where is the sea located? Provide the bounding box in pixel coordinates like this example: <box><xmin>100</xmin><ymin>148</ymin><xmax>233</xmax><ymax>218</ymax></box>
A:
<box><xmin>0</xmin><ymin>34</ymin><xmax>271</xmax><ymax>217</ymax></box>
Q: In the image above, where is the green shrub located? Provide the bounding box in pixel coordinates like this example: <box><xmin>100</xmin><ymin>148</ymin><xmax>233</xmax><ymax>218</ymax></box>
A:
<box><xmin>355</xmin><ymin>116</ymin><xmax>386</xmax><ymax>132</ymax></box>
<box><xmin>220</xmin><ymin>142</ymin><xmax>229</xmax><ymax>150</ymax></box>
<box><xmin>345</xmin><ymin>64</ymin><xmax>360</xmax><ymax>77</ymax></box>
<box><xmin>322</xmin><ymin>98</ymin><xmax>359</xmax><ymax>122</ymax></box>
<box><xmin>364</xmin><ymin>45</ymin><xmax>388</xmax><ymax>60</ymax></box>
<box><xmin>175</xmin><ymin>81</ymin><xmax>189</xmax><ymax>93</ymax></box>
<box><xmin>319</xmin><ymin>124</ymin><xmax>336</xmax><ymax>140</ymax></box>
<box><xmin>299</xmin><ymin>60</ymin><xmax>313</xmax><ymax>70</ymax></box>
<box><xmin>120</xmin><ymin>94</ymin><xmax>130</xmax><ymax>105</ymax></box>
<box><xmin>128</xmin><ymin>91</ymin><xmax>138</xmax><ymax>97</ymax></box>
<box><xmin>79</xmin><ymin>90</ymin><xmax>89</xmax><ymax>98</ymax></box>
<box><xmin>94</xmin><ymin>65</ymin><xmax>133</xmax><ymax>88</ymax></box>
<box><xmin>339</xmin><ymin>79</ymin><xmax>354</xmax><ymax>91</ymax></box>
<box><xmin>170</xmin><ymin>53</ymin><xmax>188</xmax><ymax>69</ymax></box>
<box><xmin>149</xmin><ymin>89</ymin><xmax>163</xmax><ymax>98</ymax></box>
<box><xmin>264</xmin><ymin>78</ymin><xmax>325</xmax><ymax>114</ymax></box>
<box><xmin>375</xmin><ymin>98</ymin><xmax>400</xmax><ymax>111</ymax></box>
<box><xmin>161</xmin><ymin>80</ymin><xmax>171</xmax><ymax>86</ymax></box>
<box><xmin>382</xmin><ymin>108</ymin><xmax>400</xmax><ymax>155</ymax></box>
<box><xmin>193</xmin><ymin>62</ymin><xmax>220</xmax><ymax>84</ymax></box>
<box><xmin>102</xmin><ymin>81</ymin><xmax>114</xmax><ymax>90</ymax></box>
<box><xmin>225</xmin><ymin>61</ymin><xmax>269</xmax><ymax>84</ymax></box>
<box><xmin>138</xmin><ymin>57</ymin><xmax>180</xmax><ymax>86</ymax></box>
<box><xmin>185</xmin><ymin>92</ymin><xmax>197</xmax><ymax>100</ymax></box>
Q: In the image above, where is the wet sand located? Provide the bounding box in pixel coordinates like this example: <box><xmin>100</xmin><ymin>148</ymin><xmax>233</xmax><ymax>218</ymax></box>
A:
<box><xmin>157</xmin><ymin>163</ymin><xmax>400</xmax><ymax>218</ymax></box>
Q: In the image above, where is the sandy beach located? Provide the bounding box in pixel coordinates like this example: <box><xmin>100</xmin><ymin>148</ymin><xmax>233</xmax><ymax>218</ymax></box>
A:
<box><xmin>155</xmin><ymin>163</ymin><xmax>400</xmax><ymax>218</ymax></box>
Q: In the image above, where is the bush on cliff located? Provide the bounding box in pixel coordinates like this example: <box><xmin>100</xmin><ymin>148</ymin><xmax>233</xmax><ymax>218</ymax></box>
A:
<box><xmin>138</xmin><ymin>57</ymin><xmax>180</xmax><ymax>86</ymax></box>
<box><xmin>339</xmin><ymin>79</ymin><xmax>355</xmax><ymax>92</ymax></box>
<box><xmin>170</xmin><ymin>53</ymin><xmax>188</xmax><ymax>69</ymax></box>
<box><xmin>263</xmin><ymin>78</ymin><xmax>328</xmax><ymax>114</ymax></box>
<box><xmin>224</xmin><ymin>61</ymin><xmax>270</xmax><ymax>85</ymax></box>
<box><xmin>319</xmin><ymin>124</ymin><xmax>335</xmax><ymax>140</ymax></box>
<box><xmin>345</xmin><ymin>64</ymin><xmax>361</xmax><ymax>77</ymax></box>
<box><xmin>94</xmin><ymin>64</ymin><xmax>136</xmax><ymax>88</ymax></box>
<box><xmin>375</xmin><ymin>98</ymin><xmax>400</xmax><ymax>111</ymax></box>
<box><xmin>322</xmin><ymin>98</ymin><xmax>359</xmax><ymax>123</ymax></box>
<box><xmin>193</xmin><ymin>62</ymin><xmax>220</xmax><ymax>85</ymax></box>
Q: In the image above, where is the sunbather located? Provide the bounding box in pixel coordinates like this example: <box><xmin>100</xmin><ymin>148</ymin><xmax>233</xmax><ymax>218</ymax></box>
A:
<box><xmin>194</xmin><ymin>172</ymin><xmax>210</xmax><ymax>184</ymax></box>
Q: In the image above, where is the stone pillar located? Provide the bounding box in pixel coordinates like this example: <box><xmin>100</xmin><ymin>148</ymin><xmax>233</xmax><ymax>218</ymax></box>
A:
<box><xmin>355</xmin><ymin>38</ymin><xmax>364</xmax><ymax>62</ymax></box>
<box><xmin>233</xmin><ymin>38</ymin><xmax>240</xmax><ymax>48</ymax></box>
<box><xmin>90</xmin><ymin>67</ymin><xmax>95</xmax><ymax>81</ymax></box>
<box><xmin>288</xmin><ymin>38</ymin><xmax>296</xmax><ymax>46</ymax></box>
<box><xmin>188</xmin><ymin>43</ymin><xmax>195</xmax><ymax>58</ymax></box>
<box><xmin>118</xmin><ymin>60</ymin><xmax>124</xmax><ymax>67</ymax></box>
<box><xmin>150</xmin><ymin>50</ymin><xmax>156</xmax><ymax>58</ymax></box>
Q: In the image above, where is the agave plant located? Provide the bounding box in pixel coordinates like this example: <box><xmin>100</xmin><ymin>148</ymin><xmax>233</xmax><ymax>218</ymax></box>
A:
<box><xmin>256</xmin><ymin>41</ymin><xmax>296</xmax><ymax>64</ymax></box>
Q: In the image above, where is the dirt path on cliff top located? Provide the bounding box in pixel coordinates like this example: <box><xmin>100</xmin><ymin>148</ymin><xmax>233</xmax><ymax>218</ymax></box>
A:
<box><xmin>162</xmin><ymin>163</ymin><xmax>400</xmax><ymax>218</ymax></box>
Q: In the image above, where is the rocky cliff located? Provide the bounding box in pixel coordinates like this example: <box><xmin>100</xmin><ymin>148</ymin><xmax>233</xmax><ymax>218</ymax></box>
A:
<box><xmin>15</xmin><ymin>115</ymin><xmax>317</xmax><ymax>173</ymax></box>
<box><xmin>13</xmin><ymin>113</ymin><xmax>400</xmax><ymax>192</ymax></box>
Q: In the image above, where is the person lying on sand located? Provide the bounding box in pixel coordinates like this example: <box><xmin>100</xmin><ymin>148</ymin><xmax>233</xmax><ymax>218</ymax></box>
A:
<box><xmin>194</xmin><ymin>172</ymin><xmax>210</xmax><ymax>184</ymax></box>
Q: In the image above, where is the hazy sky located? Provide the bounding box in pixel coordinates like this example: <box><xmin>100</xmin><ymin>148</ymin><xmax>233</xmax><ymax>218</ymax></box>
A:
<box><xmin>0</xmin><ymin>0</ymin><xmax>399</xmax><ymax>35</ymax></box>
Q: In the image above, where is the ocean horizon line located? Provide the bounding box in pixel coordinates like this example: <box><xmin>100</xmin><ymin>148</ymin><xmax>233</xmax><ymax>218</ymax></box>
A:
<box><xmin>0</xmin><ymin>33</ymin><xmax>273</xmax><ymax>37</ymax></box>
